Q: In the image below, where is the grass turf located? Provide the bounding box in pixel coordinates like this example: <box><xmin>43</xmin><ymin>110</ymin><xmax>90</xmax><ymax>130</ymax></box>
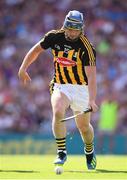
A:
<box><xmin>0</xmin><ymin>155</ymin><xmax>127</xmax><ymax>179</ymax></box>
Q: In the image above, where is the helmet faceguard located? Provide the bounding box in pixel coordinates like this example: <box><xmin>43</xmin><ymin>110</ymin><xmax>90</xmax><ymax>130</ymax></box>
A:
<box><xmin>63</xmin><ymin>10</ymin><xmax>84</xmax><ymax>30</ymax></box>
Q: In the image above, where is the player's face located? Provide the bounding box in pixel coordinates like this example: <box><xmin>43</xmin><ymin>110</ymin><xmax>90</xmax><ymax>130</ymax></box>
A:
<box><xmin>65</xmin><ymin>29</ymin><xmax>81</xmax><ymax>41</ymax></box>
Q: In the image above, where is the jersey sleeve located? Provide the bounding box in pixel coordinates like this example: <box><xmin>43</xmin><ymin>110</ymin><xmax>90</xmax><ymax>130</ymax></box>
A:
<box><xmin>80</xmin><ymin>35</ymin><xmax>96</xmax><ymax>66</ymax></box>
<box><xmin>40</xmin><ymin>31</ymin><xmax>56</xmax><ymax>49</ymax></box>
<box><xmin>81</xmin><ymin>42</ymin><xmax>96</xmax><ymax>66</ymax></box>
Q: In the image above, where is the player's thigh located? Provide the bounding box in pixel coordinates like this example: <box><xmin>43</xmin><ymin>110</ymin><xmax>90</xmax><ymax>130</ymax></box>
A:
<box><xmin>51</xmin><ymin>90</ymin><xmax>70</xmax><ymax>113</ymax></box>
<box><xmin>74</xmin><ymin>111</ymin><xmax>91</xmax><ymax>129</ymax></box>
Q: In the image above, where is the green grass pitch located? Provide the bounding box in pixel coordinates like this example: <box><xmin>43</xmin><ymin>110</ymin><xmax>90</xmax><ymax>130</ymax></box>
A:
<box><xmin>0</xmin><ymin>155</ymin><xmax>127</xmax><ymax>179</ymax></box>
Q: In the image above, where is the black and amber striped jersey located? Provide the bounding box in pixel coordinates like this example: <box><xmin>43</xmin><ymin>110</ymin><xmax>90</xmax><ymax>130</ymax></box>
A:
<box><xmin>40</xmin><ymin>29</ymin><xmax>96</xmax><ymax>85</ymax></box>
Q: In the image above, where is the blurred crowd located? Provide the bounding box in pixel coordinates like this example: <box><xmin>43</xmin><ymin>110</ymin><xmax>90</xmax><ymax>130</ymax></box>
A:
<box><xmin>0</xmin><ymin>0</ymin><xmax>127</xmax><ymax>134</ymax></box>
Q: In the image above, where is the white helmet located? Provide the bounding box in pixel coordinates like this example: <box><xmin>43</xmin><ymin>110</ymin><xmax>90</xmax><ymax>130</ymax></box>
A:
<box><xmin>63</xmin><ymin>10</ymin><xmax>84</xmax><ymax>30</ymax></box>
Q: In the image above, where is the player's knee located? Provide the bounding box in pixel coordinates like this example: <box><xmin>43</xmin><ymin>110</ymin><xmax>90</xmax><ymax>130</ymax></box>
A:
<box><xmin>78</xmin><ymin>124</ymin><xmax>90</xmax><ymax>134</ymax></box>
<box><xmin>53</xmin><ymin>108</ymin><xmax>65</xmax><ymax>120</ymax></box>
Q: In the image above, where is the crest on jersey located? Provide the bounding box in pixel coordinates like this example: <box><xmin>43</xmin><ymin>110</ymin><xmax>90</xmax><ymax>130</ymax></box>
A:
<box><xmin>55</xmin><ymin>44</ymin><xmax>60</xmax><ymax>50</ymax></box>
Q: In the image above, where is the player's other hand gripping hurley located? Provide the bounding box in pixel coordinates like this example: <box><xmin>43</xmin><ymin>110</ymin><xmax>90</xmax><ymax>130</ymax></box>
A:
<box><xmin>18</xmin><ymin>68</ymin><xmax>31</xmax><ymax>85</ymax></box>
<box><xmin>88</xmin><ymin>100</ymin><xmax>98</xmax><ymax>113</ymax></box>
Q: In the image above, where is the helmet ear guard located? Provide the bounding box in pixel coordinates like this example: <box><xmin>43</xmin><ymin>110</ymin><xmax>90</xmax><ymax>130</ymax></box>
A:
<box><xmin>63</xmin><ymin>10</ymin><xmax>84</xmax><ymax>30</ymax></box>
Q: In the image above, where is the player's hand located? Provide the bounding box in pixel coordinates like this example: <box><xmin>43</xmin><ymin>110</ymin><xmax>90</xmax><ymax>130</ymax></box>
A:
<box><xmin>18</xmin><ymin>68</ymin><xmax>31</xmax><ymax>85</ymax></box>
<box><xmin>88</xmin><ymin>100</ymin><xmax>98</xmax><ymax>112</ymax></box>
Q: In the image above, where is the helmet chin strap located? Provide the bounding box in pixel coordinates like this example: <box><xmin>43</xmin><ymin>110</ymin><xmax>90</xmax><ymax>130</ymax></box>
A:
<box><xmin>64</xmin><ymin>31</ymin><xmax>82</xmax><ymax>42</ymax></box>
<box><xmin>65</xmin><ymin>35</ymin><xmax>79</xmax><ymax>42</ymax></box>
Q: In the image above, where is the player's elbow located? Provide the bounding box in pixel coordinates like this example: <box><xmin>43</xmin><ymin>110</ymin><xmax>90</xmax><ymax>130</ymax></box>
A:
<box><xmin>30</xmin><ymin>43</ymin><xmax>44</xmax><ymax>56</ymax></box>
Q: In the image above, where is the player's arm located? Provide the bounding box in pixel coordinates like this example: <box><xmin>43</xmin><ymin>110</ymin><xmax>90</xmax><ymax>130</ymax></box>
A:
<box><xmin>83</xmin><ymin>45</ymin><xmax>98</xmax><ymax>112</ymax></box>
<box><xmin>18</xmin><ymin>42</ymin><xmax>44</xmax><ymax>85</ymax></box>
<box><xmin>85</xmin><ymin>66</ymin><xmax>98</xmax><ymax>112</ymax></box>
<box><xmin>18</xmin><ymin>30</ymin><xmax>55</xmax><ymax>85</ymax></box>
